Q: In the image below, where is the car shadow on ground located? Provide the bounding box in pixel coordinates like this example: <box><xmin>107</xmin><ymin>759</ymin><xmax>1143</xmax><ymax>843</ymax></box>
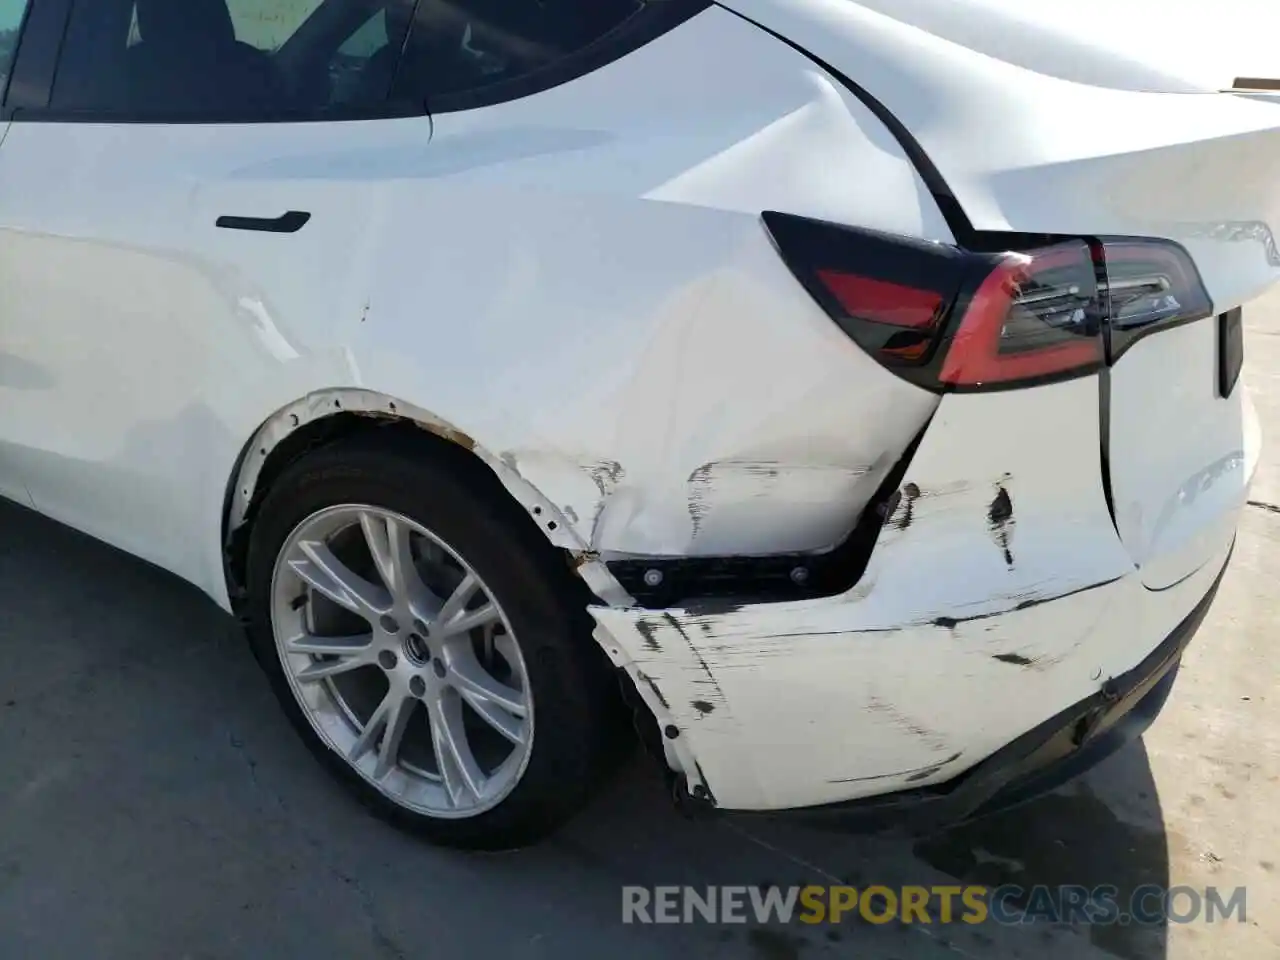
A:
<box><xmin>0</xmin><ymin>498</ymin><xmax>1170</xmax><ymax>959</ymax></box>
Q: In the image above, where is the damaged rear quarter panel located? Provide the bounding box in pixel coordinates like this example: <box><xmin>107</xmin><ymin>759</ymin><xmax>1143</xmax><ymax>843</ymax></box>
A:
<box><xmin>330</xmin><ymin>7</ymin><xmax>946</xmax><ymax>563</ymax></box>
<box><xmin>591</xmin><ymin>378</ymin><xmax>1168</xmax><ymax>811</ymax></box>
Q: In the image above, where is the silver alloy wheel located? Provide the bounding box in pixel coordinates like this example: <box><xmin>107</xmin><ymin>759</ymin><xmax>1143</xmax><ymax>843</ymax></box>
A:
<box><xmin>269</xmin><ymin>504</ymin><xmax>535</xmax><ymax>819</ymax></box>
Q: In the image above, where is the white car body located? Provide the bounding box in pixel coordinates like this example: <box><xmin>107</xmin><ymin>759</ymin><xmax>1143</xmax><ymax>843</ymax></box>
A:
<box><xmin>0</xmin><ymin>0</ymin><xmax>1270</xmax><ymax>817</ymax></box>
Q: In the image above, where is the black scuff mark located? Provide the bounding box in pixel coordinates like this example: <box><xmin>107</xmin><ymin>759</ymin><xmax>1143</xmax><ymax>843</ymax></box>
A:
<box><xmin>682</xmin><ymin>597</ymin><xmax>748</xmax><ymax>617</ymax></box>
<box><xmin>635</xmin><ymin>619</ymin><xmax>662</xmax><ymax>653</ymax></box>
<box><xmin>1248</xmin><ymin>499</ymin><xmax>1280</xmax><ymax>514</ymax></box>
<box><xmin>758</xmin><ymin>625</ymin><xmax>900</xmax><ymax>641</ymax></box>
<box><xmin>828</xmin><ymin>752</ymin><xmax>962</xmax><ymax>785</ymax></box>
<box><xmin>993</xmin><ymin>652</ymin><xmax>1035</xmax><ymax>666</ymax></box>
<box><xmin>662</xmin><ymin>612</ymin><xmax>728</xmax><ymax>707</ymax></box>
<box><xmin>686</xmin><ymin>463</ymin><xmax>713</xmax><ymax>539</ymax></box>
<box><xmin>735</xmin><ymin>461</ymin><xmax>783</xmax><ymax>480</ymax></box>
<box><xmin>686</xmin><ymin>461</ymin><xmax>786</xmax><ymax>540</ymax></box>
<box><xmin>691</xmin><ymin>699</ymin><xmax>715</xmax><ymax>715</ymax></box>
<box><xmin>637</xmin><ymin>671</ymin><xmax>670</xmax><ymax>709</ymax></box>
<box><xmin>588</xmin><ymin>459</ymin><xmax>624</xmax><ymax>494</ymax></box>
<box><xmin>988</xmin><ymin>483</ymin><xmax>1016</xmax><ymax>567</ymax></box>
<box><xmin>905</xmin><ymin>751</ymin><xmax>964</xmax><ymax>783</ymax></box>
<box><xmin>1015</xmin><ymin>576</ymin><xmax>1122</xmax><ymax>610</ymax></box>
<box><xmin>865</xmin><ymin>697</ymin><xmax>950</xmax><ymax>752</ymax></box>
<box><xmin>585</xmin><ymin>460</ymin><xmax>625</xmax><ymax>546</ymax></box>
<box><xmin>895</xmin><ymin>482</ymin><xmax>921</xmax><ymax>530</ymax></box>
<box><xmin>928</xmin><ymin>576</ymin><xmax>1122</xmax><ymax>629</ymax></box>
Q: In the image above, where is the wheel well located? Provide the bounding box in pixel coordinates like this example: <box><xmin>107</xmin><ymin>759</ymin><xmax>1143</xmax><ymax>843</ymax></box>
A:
<box><xmin>221</xmin><ymin>411</ymin><xmax>585</xmax><ymax>615</ymax></box>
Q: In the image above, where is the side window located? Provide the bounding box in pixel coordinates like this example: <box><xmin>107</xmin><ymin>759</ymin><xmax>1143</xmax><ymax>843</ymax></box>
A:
<box><xmin>0</xmin><ymin>0</ymin><xmax>30</xmax><ymax>100</ymax></box>
<box><xmin>393</xmin><ymin>0</ymin><xmax>662</xmax><ymax>107</ymax></box>
<box><xmin>50</xmin><ymin>0</ymin><xmax>416</xmax><ymax>120</ymax></box>
<box><xmin>330</xmin><ymin>9</ymin><xmax>391</xmax><ymax>105</ymax></box>
<box><xmin>126</xmin><ymin>0</ymin><xmax>326</xmax><ymax>51</ymax></box>
<box><xmin>225</xmin><ymin>0</ymin><xmax>325</xmax><ymax>52</ymax></box>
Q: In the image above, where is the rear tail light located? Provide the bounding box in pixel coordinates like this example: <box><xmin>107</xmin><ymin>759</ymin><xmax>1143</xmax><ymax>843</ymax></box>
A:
<box><xmin>764</xmin><ymin>211</ymin><xmax>1210</xmax><ymax>391</ymax></box>
<box><xmin>938</xmin><ymin>242</ymin><xmax>1102</xmax><ymax>386</ymax></box>
<box><xmin>1095</xmin><ymin>239</ymin><xmax>1213</xmax><ymax>360</ymax></box>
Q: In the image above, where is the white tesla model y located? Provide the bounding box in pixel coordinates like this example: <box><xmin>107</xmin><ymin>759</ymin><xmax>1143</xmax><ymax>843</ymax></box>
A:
<box><xmin>0</xmin><ymin>0</ymin><xmax>1270</xmax><ymax>849</ymax></box>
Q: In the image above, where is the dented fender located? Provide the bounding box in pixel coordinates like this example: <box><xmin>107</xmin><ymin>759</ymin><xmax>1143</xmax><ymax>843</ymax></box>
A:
<box><xmin>224</xmin><ymin>387</ymin><xmax>635</xmax><ymax>607</ymax></box>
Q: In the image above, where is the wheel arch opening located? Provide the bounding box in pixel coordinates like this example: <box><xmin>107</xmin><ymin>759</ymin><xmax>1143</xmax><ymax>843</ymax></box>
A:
<box><xmin>220</xmin><ymin>389</ymin><xmax>632</xmax><ymax>617</ymax></box>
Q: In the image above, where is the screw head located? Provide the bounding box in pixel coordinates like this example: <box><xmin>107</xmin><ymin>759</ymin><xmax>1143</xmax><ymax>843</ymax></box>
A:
<box><xmin>790</xmin><ymin>566</ymin><xmax>810</xmax><ymax>585</ymax></box>
<box><xmin>643</xmin><ymin>569</ymin><xmax>664</xmax><ymax>587</ymax></box>
<box><xmin>377</xmin><ymin>650</ymin><xmax>398</xmax><ymax>670</ymax></box>
<box><xmin>664</xmin><ymin>724</ymin><xmax>680</xmax><ymax>740</ymax></box>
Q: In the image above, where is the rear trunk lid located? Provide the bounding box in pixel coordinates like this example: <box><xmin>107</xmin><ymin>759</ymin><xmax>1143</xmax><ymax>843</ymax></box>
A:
<box><xmin>725</xmin><ymin>0</ymin><xmax>1275</xmax><ymax>586</ymax></box>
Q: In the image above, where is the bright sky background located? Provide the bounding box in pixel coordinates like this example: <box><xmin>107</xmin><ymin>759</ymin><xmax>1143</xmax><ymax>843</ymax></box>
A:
<box><xmin>981</xmin><ymin>0</ymin><xmax>1280</xmax><ymax>88</ymax></box>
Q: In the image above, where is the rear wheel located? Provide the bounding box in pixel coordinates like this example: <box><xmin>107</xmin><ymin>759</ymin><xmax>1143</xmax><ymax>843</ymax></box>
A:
<box><xmin>244</xmin><ymin>437</ymin><xmax>613</xmax><ymax>849</ymax></box>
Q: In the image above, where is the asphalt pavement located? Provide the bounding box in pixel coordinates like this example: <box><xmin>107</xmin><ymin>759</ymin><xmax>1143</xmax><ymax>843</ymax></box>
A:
<box><xmin>3</xmin><ymin>293</ymin><xmax>1279</xmax><ymax>960</ymax></box>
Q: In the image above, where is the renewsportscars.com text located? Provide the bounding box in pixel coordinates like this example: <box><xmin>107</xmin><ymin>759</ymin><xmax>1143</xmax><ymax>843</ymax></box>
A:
<box><xmin>621</xmin><ymin>884</ymin><xmax>1247</xmax><ymax>927</ymax></box>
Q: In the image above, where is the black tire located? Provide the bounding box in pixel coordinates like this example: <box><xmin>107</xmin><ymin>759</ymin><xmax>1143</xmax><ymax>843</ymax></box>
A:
<box><xmin>244</xmin><ymin>433</ymin><xmax>618</xmax><ymax>850</ymax></box>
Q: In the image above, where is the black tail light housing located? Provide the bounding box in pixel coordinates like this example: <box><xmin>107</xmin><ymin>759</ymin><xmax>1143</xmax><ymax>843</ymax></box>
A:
<box><xmin>763</xmin><ymin>211</ymin><xmax>1212</xmax><ymax>391</ymax></box>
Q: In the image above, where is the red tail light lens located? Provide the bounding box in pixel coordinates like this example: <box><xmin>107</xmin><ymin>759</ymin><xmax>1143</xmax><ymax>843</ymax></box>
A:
<box><xmin>763</xmin><ymin>211</ymin><xmax>1208</xmax><ymax>392</ymax></box>
<box><xmin>939</xmin><ymin>241</ymin><xmax>1103</xmax><ymax>386</ymax></box>
<box><xmin>813</xmin><ymin>272</ymin><xmax>945</xmax><ymax>329</ymax></box>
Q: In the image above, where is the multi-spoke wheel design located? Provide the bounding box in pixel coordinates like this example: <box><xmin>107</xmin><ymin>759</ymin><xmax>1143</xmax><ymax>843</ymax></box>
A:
<box><xmin>271</xmin><ymin>504</ymin><xmax>534</xmax><ymax>818</ymax></box>
<box><xmin>245</xmin><ymin>439</ymin><xmax>619</xmax><ymax>848</ymax></box>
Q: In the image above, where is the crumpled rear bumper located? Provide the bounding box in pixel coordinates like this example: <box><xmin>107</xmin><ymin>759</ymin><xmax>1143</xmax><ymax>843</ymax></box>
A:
<box><xmin>591</xmin><ymin>543</ymin><xmax>1229</xmax><ymax>816</ymax></box>
<box><xmin>586</xmin><ymin>378</ymin><xmax>1241</xmax><ymax>815</ymax></box>
<box><xmin>736</xmin><ymin>556</ymin><xmax>1223</xmax><ymax>831</ymax></box>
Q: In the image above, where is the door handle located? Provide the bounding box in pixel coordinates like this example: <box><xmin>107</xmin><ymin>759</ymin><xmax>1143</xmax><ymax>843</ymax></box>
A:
<box><xmin>215</xmin><ymin>210</ymin><xmax>312</xmax><ymax>233</ymax></box>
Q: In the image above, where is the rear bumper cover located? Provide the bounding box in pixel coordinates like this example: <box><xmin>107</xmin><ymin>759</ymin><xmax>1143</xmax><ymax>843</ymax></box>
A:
<box><xmin>741</xmin><ymin>550</ymin><xmax>1224</xmax><ymax>831</ymax></box>
<box><xmin>589</xmin><ymin>377</ymin><xmax>1247</xmax><ymax>815</ymax></box>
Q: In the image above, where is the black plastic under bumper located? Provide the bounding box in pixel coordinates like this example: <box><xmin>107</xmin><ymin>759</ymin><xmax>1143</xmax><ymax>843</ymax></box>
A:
<box><xmin>735</xmin><ymin>551</ymin><xmax>1230</xmax><ymax>835</ymax></box>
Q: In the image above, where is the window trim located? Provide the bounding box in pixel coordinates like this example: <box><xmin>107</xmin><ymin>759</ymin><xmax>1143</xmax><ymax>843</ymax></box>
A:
<box><xmin>6</xmin><ymin>0</ymin><xmax>711</xmax><ymax>124</ymax></box>
<box><xmin>403</xmin><ymin>0</ymin><xmax>711</xmax><ymax>115</ymax></box>
<box><xmin>8</xmin><ymin>0</ymin><xmax>430</xmax><ymax>124</ymax></box>
<box><xmin>3</xmin><ymin>0</ymin><xmax>73</xmax><ymax>117</ymax></box>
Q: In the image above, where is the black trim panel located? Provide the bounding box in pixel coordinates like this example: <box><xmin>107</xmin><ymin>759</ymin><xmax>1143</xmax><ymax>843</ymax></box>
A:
<box><xmin>409</xmin><ymin>0</ymin><xmax>713</xmax><ymax>115</ymax></box>
<box><xmin>607</xmin><ymin>423</ymin><xmax>927</xmax><ymax>608</ymax></box>
<box><xmin>2</xmin><ymin>0</ymin><xmax>71</xmax><ymax>116</ymax></box>
<box><xmin>1218</xmin><ymin>306</ymin><xmax>1245</xmax><ymax>398</ymax></box>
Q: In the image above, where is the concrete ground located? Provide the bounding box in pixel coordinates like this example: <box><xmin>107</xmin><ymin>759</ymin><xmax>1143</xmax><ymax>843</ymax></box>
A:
<box><xmin>2</xmin><ymin>297</ymin><xmax>1279</xmax><ymax>960</ymax></box>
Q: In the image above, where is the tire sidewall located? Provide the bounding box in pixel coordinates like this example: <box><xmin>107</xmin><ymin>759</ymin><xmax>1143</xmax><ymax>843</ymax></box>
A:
<box><xmin>244</xmin><ymin>445</ymin><xmax>603</xmax><ymax>849</ymax></box>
